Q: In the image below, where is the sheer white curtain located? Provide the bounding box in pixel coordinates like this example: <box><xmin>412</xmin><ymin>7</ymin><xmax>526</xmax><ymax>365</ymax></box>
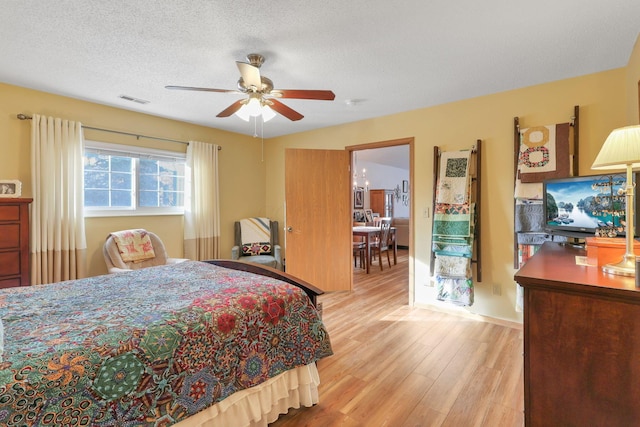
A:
<box><xmin>184</xmin><ymin>140</ymin><xmax>221</xmax><ymax>260</ymax></box>
<box><xmin>31</xmin><ymin>114</ymin><xmax>87</xmax><ymax>284</ymax></box>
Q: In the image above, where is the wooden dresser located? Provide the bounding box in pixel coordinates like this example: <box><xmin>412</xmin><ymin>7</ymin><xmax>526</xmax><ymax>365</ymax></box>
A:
<box><xmin>0</xmin><ymin>198</ymin><xmax>32</xmax><ymax>288</ymax></box>
<box><xmin>369</xmin><ymin>189</ymin><xmax>394</xmax><ymax>217</ymax></box>
<box><xmin>515</xmin><ymin>242</ymin><xmax>640</xmax><ymax>427</ymax></box>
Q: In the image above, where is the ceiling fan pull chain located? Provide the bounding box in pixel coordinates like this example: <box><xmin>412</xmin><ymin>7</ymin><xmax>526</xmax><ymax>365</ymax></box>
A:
<box><xmin>261</xmin><ymin>118</ymin><xmax>265</xmax><ymax>162</ymax></box>
<box><xmin>253</xmin><ymin>116</ymin><xmax>258</xmax><ymax>138</ymax></box>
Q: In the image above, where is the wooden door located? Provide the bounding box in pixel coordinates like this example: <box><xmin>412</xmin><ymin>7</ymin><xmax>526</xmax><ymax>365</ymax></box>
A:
<box><xmin>284</xmin><ymin>149</ymin><xmax>351</xmax><ymax>292</ymax></box>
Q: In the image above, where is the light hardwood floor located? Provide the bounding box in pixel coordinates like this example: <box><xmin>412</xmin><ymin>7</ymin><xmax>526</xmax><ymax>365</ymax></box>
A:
<box><xmin>271</xmin><ymin>249</ymin><xmax>524</xmax><ymax>426</ymax></box>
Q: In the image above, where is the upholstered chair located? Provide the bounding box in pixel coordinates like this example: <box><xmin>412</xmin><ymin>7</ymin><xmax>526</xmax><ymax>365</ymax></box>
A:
<box><xmin>231</xmin><ymin>218</ymin><xmax>282</xmax><ymax>270</ymax></box>
<box><xmin>103</xmin><ymin>229</ymin><xmax>188</xmax><ymax>273</ymax></box>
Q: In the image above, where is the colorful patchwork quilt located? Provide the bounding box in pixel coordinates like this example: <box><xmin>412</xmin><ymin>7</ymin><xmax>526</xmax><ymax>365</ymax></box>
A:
<box><xmin>0</xmin><ymin>261</ymin><xmax>332</xmax><ymax>426</ymax></box>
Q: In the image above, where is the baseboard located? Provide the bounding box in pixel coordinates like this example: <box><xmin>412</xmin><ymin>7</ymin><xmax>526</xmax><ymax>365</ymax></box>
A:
<box><xmin>413</xmin><ymin>302</ymin><xmax>523</xmax><ymax>330</ymax></box>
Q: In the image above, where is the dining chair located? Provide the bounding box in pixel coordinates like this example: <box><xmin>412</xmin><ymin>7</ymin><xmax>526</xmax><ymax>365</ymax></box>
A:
<box><xmin>369</xmin><ymin>217</ymin><xmax>385</xmax><ymax>262</ymax></box>
<box><xmin>353</xmin><ymin>221</ymin><xmax>367</xmax><ymax>269</ymax></box>
<box><xmin>369</xmin><ymin>217</ymin><xmax>392</xmax><ymax>270</ymax></box>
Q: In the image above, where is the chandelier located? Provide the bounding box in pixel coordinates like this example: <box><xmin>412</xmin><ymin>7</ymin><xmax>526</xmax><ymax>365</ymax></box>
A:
<box><xmin>352</xmin><ymin>153</ymin><xmax>369</xmax><ymax>191</ymax></box>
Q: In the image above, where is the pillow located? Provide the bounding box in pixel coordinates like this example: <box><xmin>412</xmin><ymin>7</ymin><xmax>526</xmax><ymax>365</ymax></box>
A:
<box><xmin>242</xmin><ymin>242</ymin><xmax>272</xmax><ymax>256</ymax></box>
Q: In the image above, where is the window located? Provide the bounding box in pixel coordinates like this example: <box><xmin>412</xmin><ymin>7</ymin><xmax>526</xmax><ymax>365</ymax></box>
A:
<box><xmin>83</xmin><ymin>141</ymin><xmax>186</xmax><ymax>217</ymax></box>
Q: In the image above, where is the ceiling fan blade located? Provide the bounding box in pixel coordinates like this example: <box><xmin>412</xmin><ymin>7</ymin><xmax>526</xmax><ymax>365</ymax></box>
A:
<box><xmin>269</xmin><ymin>99</ymin><xmax>304</xmax><ymax>121</ymax></box>
<box><xmin>165</xmin><ymin>85</ymin><xmax>239</xmax><ymax>93</ymax></box>
<box><xmin>271</xmin><ymin>89</ymin><xmax>336</xmax><ymax>101</ymax></box>
<box><xmin>236</xmin><ymin>62</ymin><xmax>262</xmax><ymax>90</ymax></box>
<box><xmin>216</xmin><ymin>100</ymin><xmax>245</xmax><ymax>117</ymax></box>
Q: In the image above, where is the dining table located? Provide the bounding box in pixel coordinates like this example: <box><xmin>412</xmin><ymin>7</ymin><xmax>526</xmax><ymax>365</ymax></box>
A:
<box><xmin>352</xmin><ymin>225</ymin><xmax>397</xmax><ymax>274</ymax></box>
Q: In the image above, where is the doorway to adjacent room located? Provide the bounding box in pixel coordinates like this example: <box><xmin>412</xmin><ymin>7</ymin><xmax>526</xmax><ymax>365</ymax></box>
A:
<box><xmin>347</xmin><ymin>137</ymin><xmax>414</xmax><ymax>305</ymax></box>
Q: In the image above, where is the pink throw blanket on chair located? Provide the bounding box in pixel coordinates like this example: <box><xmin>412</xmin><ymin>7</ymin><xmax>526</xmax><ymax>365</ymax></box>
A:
<box><xmin>111</xmin><ymin>229</ymin><xmax>156</xmax><ymax>262</ymax></box>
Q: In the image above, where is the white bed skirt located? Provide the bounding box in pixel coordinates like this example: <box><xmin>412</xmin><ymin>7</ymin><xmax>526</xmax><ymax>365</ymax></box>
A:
<box><xmin>173</xmin><ymin>362</ymin><xmax>320</xmax><ymax>427</ymax></box>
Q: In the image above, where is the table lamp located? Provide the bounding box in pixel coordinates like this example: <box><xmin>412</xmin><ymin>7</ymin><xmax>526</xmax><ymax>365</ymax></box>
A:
<box><xmin>591</xmin><ymin>125</ymin><xmax>640</xmax><ymax>276</ymax></box>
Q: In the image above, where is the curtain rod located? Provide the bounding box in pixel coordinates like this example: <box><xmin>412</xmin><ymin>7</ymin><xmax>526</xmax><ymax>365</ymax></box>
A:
<box><xmin>16</xmin><ymin>114</ymin><xmax>221</xmax><ymax>150</ymax></box>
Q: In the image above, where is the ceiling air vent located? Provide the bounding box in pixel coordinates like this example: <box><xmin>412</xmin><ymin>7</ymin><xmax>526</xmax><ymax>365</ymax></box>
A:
<box><xmin>119</xmin><ymin>94</ymin><xmax>150</xmax><ymax>105</ymax></box>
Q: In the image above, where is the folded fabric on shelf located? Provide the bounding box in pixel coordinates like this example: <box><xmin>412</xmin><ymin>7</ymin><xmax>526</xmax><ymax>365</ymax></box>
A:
<box><xmin>517</xmin><ymin>123</ymin><xmax>571</xmax><ymax>183</ymax></box>
<box><xmin>515</xmin><ymin>201</ymin><xmax>544</xmax><ymax>232</ymax></box>
<box><xmin>434</xmin><ymin>254</ymin><xmax>471</xmax><ymax>279</ymax></box>
<box><xmin>436</xmin><ymin>150</ymin><xmax>472</xmax><ymax>205</ymax></box>
<box><xmin>514</xmin><ymin>178</ymin><xmax>543</xmax><ymax>200</ymax></box>
<box><xmin>433</xmin><ymin>203</ymin><xmax>475</xmax><ymax>238</ymax></box>
<box><xmin>436</xmin><ymin>276</ymin><xmax>474</xmax><ymax>307</ymax></box>
<box><xmin>433</xmin><ymin>213</ymin><xmax>471</xmax><ymax>238</ymax></box>
<box><xmin>432</xmin><ymin>242</ymin><xmax>474</xmax><ymax>258</ymax></box>
<box><xmin>517</xmin><ymin>232</ymin><xmax>549</xmax><ymax>245</ymax></box>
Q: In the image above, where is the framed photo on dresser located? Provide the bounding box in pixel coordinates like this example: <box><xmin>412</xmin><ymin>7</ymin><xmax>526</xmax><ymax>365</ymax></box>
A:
<box><xmin>364</xmin><ymin>209</ymin><xmax>373</xmax><ymax>223</ymax></box>
<box><xmin>0</xmin><ymin>180</ymin><xmax>21</xmax><ymax>198</ymax></box>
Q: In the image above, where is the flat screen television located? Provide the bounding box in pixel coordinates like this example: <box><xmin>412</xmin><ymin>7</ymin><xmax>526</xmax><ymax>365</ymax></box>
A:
<box><xmin>543</xmin><ymin>172</ymin><xmax>639</xmax><ymax>240</ymax></box>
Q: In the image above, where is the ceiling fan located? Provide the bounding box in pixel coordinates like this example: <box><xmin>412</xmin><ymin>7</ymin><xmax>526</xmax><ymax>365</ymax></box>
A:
<box><xmin>166</xmin><ymin>53</ymin><xmax>335</xmax><ymax>121</ymax></box>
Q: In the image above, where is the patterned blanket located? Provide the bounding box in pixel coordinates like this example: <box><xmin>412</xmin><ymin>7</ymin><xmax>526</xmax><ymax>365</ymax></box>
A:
<box><xmin>110</xmin><ymin>229</ymin><xmax>156</xmax><ymax>262</ymax></box>
<box><xmin>0</xmin><ymin>261</ymin><xmax>332</xmax><ymax>426</ymax></box>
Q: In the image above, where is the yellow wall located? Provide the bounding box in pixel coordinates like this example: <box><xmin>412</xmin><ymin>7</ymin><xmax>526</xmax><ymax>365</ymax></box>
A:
<box><xmin>265</xmin><ymin>68</ymin><xmax>628</xmax><ymax>323</ymax></box>
<box><xmin>3</xmin><ymin>32</ymin><xmax>640</xmax><ymax>323</ymax></box>
<box><xmin>626</xmin><ymin>35</ymin><xmax>640</xmax><ymax>124</ymax></box>
<box><xmin>0</xmin><ymin>83</ymin><xmax>266</xmax><ymax>276</ymax></box>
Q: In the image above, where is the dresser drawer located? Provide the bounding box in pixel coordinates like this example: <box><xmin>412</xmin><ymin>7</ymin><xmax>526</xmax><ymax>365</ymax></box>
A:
<box><xmin>0</xmin><ymin>277</ymin><xmax>21</xmax><ymax>289</ymax></box>
<box><xmin>0</xmin><ymin>205</ymin><xmax>20</xmax><ymax>221</ymax></box>
<box><xmin>0</xmin><ymin>224</ymin><xmax>20</xmax><ymax>249</ymax></box>
<box><xmin>0</xmin><ymin>198</ymin><xmax>31</xmax><ymax>288</ymax></box>
<box><xmin>0</xmin><ymin>251</ymin><xmax>21</xmax><ymax>277</ymax></box>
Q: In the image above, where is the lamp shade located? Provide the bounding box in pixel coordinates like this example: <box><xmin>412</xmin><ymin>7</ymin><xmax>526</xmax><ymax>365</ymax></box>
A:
<box><xmin>591</xmin><ymin>125</ymin><xmax>640</xmax><ymax>170</ymax></box>
<box><xmin>235</xmin><ymin>105</ymin><xmax>251</xmax><ymax>121</ymax></box>
<box><xmin>235</xmin><ymin>100</ymin><xmax>277</xmax><ymax>122</ymax></box>
<box><xmin>261</xmin><ymin>105</ymin><xmax>276</xmax><ymax>122</ymax></box>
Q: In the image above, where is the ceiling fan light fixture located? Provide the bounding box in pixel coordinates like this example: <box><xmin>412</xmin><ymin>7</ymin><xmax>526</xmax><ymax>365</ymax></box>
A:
<box><xmin>261</xmin><ymin>105</ymin><xmax>276</xmax><ymax>122</ymax></box>
<box><xmin>245</xmin><ymin>98</ymin><xmax>262</xmax><ymax>117</ymax></box>
<box><xmin>167</xmin><ymin>53</ymin><xmax>335</xmax><ymax>123</ymax></box>
<box><xmin>234</xmin><ymin>105</ymin><xmax>251</xmax><ymax>121</ymax></box>
<box><xmin>234</xmin><ymin>100</ymin><xmax>276</xmax><ymax>122</ymax></box>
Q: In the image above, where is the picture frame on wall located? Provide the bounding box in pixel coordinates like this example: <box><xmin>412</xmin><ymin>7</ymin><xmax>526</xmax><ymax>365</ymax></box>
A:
<box><xmin>0</xmin><ymin>180</ymin><xmax>21</xmax><ymax>198</ymax></box>
<box><xmin>354</xmin><ymin>187</ymin><xmax>364</xmax><ymax>208</ymax></box>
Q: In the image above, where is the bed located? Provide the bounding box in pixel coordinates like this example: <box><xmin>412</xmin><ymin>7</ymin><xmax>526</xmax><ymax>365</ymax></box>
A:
<box><xmin>0</xmin><ymin>260</ymin><xmax>332</xmax><ymax>426</ymax></box>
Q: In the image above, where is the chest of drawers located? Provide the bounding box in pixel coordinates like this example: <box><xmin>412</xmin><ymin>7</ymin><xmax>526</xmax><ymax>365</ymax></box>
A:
<box><xmin>0</xmin><ymin>198</ymin><xmax>32</xmax><ymax>288</ymax></box>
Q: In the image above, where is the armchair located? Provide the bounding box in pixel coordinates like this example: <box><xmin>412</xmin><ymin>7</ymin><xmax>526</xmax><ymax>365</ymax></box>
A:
<box><xmin>231</xmin><ymin>218</ymin><xmax>282</xmax><ymax>270</ymax></box>
<box><xmin>103</xmin><ymin>229</ymin><xmax>188</xmax><ymax>273</ymax></box>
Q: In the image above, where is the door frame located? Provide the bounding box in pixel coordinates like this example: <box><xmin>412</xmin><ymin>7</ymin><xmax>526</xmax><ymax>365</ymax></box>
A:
<box><xmin>346</xmin><ymin>137</ymin><xmax>415</xmax><ymax>306</ymax></box>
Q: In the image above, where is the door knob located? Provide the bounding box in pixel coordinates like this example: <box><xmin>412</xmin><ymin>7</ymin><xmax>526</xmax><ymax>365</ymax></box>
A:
<box><xmin>287</xmin><ymin>226</ymin><xmax>293</xmax><ymax>232</ymax></box>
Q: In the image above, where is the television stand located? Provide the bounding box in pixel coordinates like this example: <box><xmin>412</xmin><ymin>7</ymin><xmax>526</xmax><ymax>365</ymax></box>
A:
<box><xmin>515</xmin><ymin>242</ymin><xmax>640</xmax><ymax>426</ymax></box>
<box><xmin>559</xmin><ymin>236</ymin><xmax>586</xmax><ymax>248</ymax></box>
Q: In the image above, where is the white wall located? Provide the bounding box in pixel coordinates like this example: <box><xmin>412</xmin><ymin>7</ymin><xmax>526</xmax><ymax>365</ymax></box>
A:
<box><xmin>358</xmin><ymin>160</ymin><xmax>410</xmax><ymax>217</ymax></box>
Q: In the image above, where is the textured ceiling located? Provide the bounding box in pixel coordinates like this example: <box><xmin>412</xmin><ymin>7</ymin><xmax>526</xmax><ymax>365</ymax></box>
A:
<box><xmin>1</xmin><ymin>1</ymin><xmax>639</xmax><ymax>138</ymax></box>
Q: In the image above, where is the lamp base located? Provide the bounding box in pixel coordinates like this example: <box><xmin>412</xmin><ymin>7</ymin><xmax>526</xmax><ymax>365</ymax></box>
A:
<box><xmin>601</xmin><ymin>254</ymin><xmax>636</xmax><ymax>276</ymax></box>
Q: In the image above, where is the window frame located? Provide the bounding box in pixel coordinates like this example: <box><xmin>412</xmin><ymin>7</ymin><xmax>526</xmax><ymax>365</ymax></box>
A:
<box><xmin>83</xmin><ymin>140</ymin><xmax>186</xmax><ymax>218</ymax></box>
